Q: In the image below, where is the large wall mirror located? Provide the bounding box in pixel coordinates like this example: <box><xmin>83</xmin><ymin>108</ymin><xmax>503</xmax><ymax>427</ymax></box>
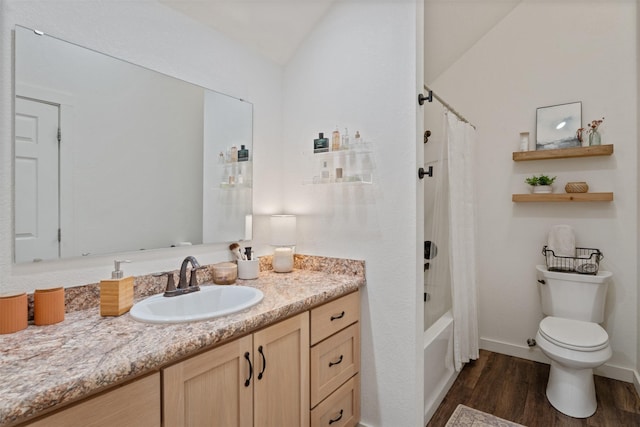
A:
<box><xmin>14</xmin><ymin>25</ymin><xmax>252</xmax><ymax>263</ymax></box>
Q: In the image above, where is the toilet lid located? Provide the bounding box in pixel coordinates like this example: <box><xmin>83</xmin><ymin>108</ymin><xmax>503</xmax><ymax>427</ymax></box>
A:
<box><xmin>539</xmin><ymin>317</ymin><xmax>609</xmax><ymax>351</ymax></box>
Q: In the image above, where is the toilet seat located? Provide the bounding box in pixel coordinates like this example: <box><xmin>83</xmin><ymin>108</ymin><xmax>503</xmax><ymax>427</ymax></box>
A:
<box><xmin>539</xmin><ymin>317</ymin><xmax>609</xmax><ymax>352</ymax></box>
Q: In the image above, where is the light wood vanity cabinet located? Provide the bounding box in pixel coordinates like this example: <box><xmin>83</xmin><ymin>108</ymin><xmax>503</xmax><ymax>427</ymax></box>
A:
<box><xmin>310</xmin><ymin>291</ymin><xmax>360</xmax><ymax>427</ymax></box>
<box><xmin>23</xmin><ymin>373</ymin><xmax>161</xmax><ymax>427</ymax></box>
<box><xmin>163</xmin><ymin>312</ymin><xmax>310</xmax><ymax>427</ymax></box>
<box><xmin>19</xmin><ymin>291</ymin><xmax>360</xmax><ymax>427</ymax></box>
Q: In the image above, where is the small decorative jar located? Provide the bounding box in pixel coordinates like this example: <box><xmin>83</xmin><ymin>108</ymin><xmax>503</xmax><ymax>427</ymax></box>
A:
<box><xmin>565</xmin><ymin>182</ymin><xmax>589</xmax><ymax>193</ymax></box>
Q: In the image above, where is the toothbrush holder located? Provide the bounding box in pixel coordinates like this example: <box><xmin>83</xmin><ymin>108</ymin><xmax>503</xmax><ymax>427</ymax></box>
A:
<box><xmin>238</xmin><ymin>259</ymin><xmax>260</xmax><ymax>280</ymax></box>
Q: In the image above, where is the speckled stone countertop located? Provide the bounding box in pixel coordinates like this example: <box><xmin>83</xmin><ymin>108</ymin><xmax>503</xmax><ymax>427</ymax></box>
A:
<box><xmin>0</xmin><ymin>257</ymin><xmax>365</xmax><ymax>426</ymax></box>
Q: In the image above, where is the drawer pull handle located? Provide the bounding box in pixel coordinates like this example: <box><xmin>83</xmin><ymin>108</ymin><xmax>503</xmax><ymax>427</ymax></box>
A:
<box><xmin>244</xmin><ymin>352</ymin><xmax>253</xmax><ymax>387</ymax></box>
<box><xmin>329</xmin><ymin>409</ymin><xmax>344</xmax><ymax>425</ymax></box>
<box><xmin>330</xmin><ymin>311</ymin><xmax>345</xmax><ymax>321</ymax></box>
<box><xmin>257</xmin><ymin>345</ymin><xmax>266</xmax><ymax>380</ymax></box>
<box><xmin>329</xmin><ymin>355</ymin><xmax>344</xmax><ymax>367</ymax></box>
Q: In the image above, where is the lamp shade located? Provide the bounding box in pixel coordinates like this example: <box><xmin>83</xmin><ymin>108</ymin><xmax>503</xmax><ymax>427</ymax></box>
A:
<box><xmin>270</xmin><ymin>215</ymin><xmax>296</xmax><ymax>246</ymax></box>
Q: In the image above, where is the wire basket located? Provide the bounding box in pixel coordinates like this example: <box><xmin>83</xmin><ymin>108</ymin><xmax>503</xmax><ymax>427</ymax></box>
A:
<box><xmin>542</xmin><ymin>246</ymin><xmax>603</xmax><ymax>275</ymax></box>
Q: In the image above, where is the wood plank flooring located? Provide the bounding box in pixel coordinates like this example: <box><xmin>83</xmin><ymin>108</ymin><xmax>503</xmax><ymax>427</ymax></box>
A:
<box><xmin>427</xmin><ymin>350</ymin><xmax>640</xmax><ymax>427</ymax></box>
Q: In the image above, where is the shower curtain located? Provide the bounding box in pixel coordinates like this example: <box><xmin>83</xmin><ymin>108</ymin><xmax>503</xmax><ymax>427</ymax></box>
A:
<box><xmin>445</xmin><ymin>111</ymin><xmax>479</xmax><ymax>371</ymax></box>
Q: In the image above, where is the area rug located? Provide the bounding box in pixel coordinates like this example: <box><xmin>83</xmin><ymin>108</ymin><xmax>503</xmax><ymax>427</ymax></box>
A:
<box><xmin>445</xmin><ymin>404</ymin><xmax>526</xmax><ymax>427</ymax></box>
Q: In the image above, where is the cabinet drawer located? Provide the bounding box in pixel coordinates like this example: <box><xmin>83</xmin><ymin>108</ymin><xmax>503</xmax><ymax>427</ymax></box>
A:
<box><xmin>311</xmin><ymin>322</ymin><xmax>360</xmax><ymax>407</ymax></box>
<box><xmin>311</xmin><ymin>374</ymin><xmax>360</xmax><ymax>427</ymax></box>
<box><xmin>311</xmin><ymin>291</ymin><xmax>359</xmax><ymax>345</ymax></box>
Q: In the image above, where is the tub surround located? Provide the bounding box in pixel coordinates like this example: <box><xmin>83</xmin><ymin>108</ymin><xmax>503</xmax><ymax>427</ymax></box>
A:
<box><xmin>0</xmin><ymin>256</ymin><xmax>365</xmax><ymax>426</ymax></box>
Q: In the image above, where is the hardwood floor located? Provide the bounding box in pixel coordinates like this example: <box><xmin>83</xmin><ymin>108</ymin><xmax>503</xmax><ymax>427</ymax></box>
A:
<box><xmin>427</xmin><ymin>350</ymin><xmax>640</xmax><ymax>427</ymax></box>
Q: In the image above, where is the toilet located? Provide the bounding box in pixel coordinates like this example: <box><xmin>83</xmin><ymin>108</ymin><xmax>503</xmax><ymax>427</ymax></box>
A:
<box><xmin>534</xmin><ymin>265</ymin><xmax>613</xmax><ymax>418</ymax></box>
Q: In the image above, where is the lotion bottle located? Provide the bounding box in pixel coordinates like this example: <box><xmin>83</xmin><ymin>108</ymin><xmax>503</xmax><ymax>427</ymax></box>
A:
<box><xmin>100</xmin><ymin>260</ymin><xmax>134</xmax><ymax>316</ymax></box>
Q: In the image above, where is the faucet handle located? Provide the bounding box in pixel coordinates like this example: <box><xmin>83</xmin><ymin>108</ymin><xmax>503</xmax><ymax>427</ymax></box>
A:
<box><xmin>154</xmin><ymin>271</ymin><xmax>176</xmax><ymax>293</ymax></box>
<box><xmin>189</xmin><ymin>266</ymin><xmax>207</xmax><ymax>288</ymax></box>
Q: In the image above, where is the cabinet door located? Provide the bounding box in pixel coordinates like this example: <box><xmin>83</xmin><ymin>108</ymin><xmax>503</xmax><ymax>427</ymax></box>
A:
<box><xmin>25</xmin><ymin>373</ymin><xmax>160</xmax><ymax>427</ymax></box>
<box><xmin>253</xmin><ymin>312</ymin><xmax>310</xmax><ymax>427</ymax></box>
<box><xmin>163</xmin><ymin>335</ymin><xmax>253</xmax><ymax>427</ymax></box>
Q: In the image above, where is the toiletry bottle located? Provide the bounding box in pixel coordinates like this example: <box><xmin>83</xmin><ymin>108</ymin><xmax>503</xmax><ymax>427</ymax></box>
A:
<box><xmin>230</xmin><ymin>145</ymin><xmax>238</xmax><ymax>162</ymax></box>
<box><xmin>353</xmin><ymin>131</ymin><xmax>362</xmax><ymax>152</ymax></box>
<box><xmin>314</xmin><ymin>133</ymin><xmax>329</xmax><ymax>153</ymax></box>
<box><xmin>100</xmin><ymin>260</ymin><xmax>134</xmax><ymax>316</ymax></box>
<box><xmin>238</xmin><ymin>145</ymin><xmax>249</xmax><ymax>162</ymax></box>
<box><xmin>331</xmin><ymin>126</ymin><xmax>341</xmax><ymax>151</ymax></box>
<box><xmin>321</xmin><ymin>161</ymin><xmax>330</xmax><ymax>183</ymax></box>
<box><xmin>237</xmin><ymin>171</ymin><xmax>244</xmax><ymax>185</ymax></box>
<box><xmin>342</xmin><ymin>127</ymin><xmax>350</xmax><ymax>150</ymax></box>
<box><xmin>354</xmin><ymin>130</ymin><xmax>361</xmax><ymax>144</ymax></box>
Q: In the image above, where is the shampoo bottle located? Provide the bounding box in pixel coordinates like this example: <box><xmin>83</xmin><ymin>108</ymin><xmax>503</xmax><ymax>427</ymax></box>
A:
<box><xmin>100</xmin><ymin>260</ymin><xmax>134</xmax><ymax>316</ymax></box>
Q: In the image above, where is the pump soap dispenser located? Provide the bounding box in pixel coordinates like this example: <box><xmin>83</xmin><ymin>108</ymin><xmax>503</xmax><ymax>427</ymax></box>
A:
<box><xmin>100</xmin><ymin>260</ymin><xmax>134</xmax><ymax>316</ymax></box>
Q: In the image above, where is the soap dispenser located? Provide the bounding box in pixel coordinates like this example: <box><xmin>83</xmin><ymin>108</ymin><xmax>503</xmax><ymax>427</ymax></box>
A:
<box><xmin>100</xmin><ymin>260</ymin><xmax>134</xmax><ymax>316</ymax></box>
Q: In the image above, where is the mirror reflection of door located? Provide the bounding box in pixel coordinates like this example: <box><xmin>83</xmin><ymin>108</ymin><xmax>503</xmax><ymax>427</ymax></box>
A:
<box><xmin>14</xmin><ymin>96</ymin><xmax>60</xmax><ymax>262</ymax></box>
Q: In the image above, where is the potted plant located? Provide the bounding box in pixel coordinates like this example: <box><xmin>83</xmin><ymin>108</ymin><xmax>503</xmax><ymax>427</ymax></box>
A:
<box><xmin>525</xmin><ymin>174</ymin><xmax>556</xmax><ymax>194</ymax></box>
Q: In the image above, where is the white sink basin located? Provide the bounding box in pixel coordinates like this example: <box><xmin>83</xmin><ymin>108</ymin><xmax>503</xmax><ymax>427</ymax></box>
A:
<box><xmin>130</xmin><ymin>284</ymin><xmax>264</xmax><ymax>324</ymax></box>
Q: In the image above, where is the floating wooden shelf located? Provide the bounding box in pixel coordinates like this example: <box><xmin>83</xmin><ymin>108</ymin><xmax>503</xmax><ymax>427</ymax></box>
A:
<box><xmin>512</xmin><ymin>192</ymin><xmax>614</xmax><ymax>202</ymax></box>
<box><xmin>512</xmin><ymin>144</ymin><xmax>613</xmax><ymax>161</ymax></box>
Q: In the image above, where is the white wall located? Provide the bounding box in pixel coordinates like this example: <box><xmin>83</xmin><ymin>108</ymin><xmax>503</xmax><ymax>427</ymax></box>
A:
<box><xmin>637</xmin><ymin>0</ymin><xmax>640</xmax><ymax>395</ymax></box>
<box><xmin>282</xmin><ymin>1</ymin><xmax>423</xmax><ymax>425</ymax></box>
<box><xmin>432</xmin><ymin>1</ymin><xmax>638</xmax><ymax>379</ymax></box>
<box><xmin>0</xmin><ymin>0</ymin><xmax>283</xmax><ymax>292</ymax></box>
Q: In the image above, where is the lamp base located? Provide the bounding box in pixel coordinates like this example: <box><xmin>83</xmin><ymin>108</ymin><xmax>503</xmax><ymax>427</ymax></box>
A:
<box><xmin>272</xmin><ymin>248</ymin><xmax>294</xmax><ymax>273</ymax></box>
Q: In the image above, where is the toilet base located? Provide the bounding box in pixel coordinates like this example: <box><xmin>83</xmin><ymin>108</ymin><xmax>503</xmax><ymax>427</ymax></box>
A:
<box><xmin>546</xmin><ymin>361</ymin><xmax>597</xmax><ymax>418</ymax></box>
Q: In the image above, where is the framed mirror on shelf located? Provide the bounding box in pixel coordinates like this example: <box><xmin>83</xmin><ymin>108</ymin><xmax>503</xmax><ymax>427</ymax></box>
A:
<box><xmin>14</xmin><ymin>25</ymin><xmax>253</xmax><ymax>264</ymax></box>
<box><xmin>535</xmin><ymin>101</ymin><xmax>582</xmax><ymax>150</ymax></box>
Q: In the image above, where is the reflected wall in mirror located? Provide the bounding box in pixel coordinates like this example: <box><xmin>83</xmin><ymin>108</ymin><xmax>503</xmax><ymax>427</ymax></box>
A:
<box><xmin>14</xmin><ymin>26</ymin><xmax>252</xmax><ymax>263</ymax></box>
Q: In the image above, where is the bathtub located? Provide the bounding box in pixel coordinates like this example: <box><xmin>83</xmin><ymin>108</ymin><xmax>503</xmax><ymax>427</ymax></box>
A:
<box><xmin>423</xmin><ymin>310</ymin><xmax>457</xmax><ymax>425</ymax></box>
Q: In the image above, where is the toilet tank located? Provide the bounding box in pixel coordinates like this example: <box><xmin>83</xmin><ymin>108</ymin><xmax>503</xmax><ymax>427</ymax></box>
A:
<box><xmin>536</xmin><ymin>265</ymin><xmax>612</xmax><ymax>323</ymax></box>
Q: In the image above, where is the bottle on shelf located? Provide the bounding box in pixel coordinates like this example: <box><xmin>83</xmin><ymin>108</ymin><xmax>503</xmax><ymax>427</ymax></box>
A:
<box><xmin>314</xmin><ymin>132</ymin><xmax>329</xmax><ymax>153</ymax></box>
<box><xmin>342</xmin><ymin>128</ymin><xmax>350</xmax><ymax>150</ymax></box>
<box><xmin>331</xmin><ymin>126</ymin><xmax>341</xmax><ymax>151</ymax></box>
<box><xmin>238</xmin><ymin>145</ymin><xmax>249</xmax><ymax>162</ymax></box>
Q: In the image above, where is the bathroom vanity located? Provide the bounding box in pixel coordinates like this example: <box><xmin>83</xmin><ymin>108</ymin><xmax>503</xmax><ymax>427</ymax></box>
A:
<box><xmin>0</xmin><ymin>261</ymin><xmax>364</xmax><ymax>427</ymax></box>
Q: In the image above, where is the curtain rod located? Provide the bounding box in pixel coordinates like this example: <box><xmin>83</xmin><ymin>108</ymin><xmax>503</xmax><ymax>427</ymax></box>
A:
<box><xmin>421</xmin><ymin>84</ymin><xmax>476</xmax><ymax>129</ymax></box>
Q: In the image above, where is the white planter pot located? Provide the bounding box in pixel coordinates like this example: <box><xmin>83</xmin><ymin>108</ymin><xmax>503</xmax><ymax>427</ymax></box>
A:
<box><xmin>532</xmin><ymin>185</ymin><xmax>552</xmax><ymax>194</ymax></box>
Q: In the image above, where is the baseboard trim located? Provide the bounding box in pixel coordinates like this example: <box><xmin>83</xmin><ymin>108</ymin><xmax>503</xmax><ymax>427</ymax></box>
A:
<box><xmin>480</xmin><ymin>338</ymin><xmax>635</xmax><ymax>383</ymax></box>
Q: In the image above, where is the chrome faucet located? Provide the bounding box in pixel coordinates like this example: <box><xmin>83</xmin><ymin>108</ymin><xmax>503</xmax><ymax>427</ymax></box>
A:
<box><xmin>157</xmin><ymin>256</ymin><xmax>203</xmax><ymax>297</ymax></box>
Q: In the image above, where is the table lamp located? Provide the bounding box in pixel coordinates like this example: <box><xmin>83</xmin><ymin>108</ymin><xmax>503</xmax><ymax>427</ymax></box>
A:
<box><xmin>270</xmin><ymin>215</ymin><xmax>296</xmax><ymax>273</ymax></box>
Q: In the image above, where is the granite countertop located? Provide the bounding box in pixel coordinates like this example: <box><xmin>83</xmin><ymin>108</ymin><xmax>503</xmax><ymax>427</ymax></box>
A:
<box><xmin>0</xmin><ymin>267</ymin><xmax>364</xmax><ymax>426</ymax></box>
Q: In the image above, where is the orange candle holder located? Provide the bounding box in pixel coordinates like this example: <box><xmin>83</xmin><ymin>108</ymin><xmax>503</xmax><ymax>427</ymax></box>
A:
<box><xmin>0</xmin><ymin>292</ymin><xmax>28</xmax><ymax>334</ymax></box>
<box><xmin>34</xmin><ymin>287</ymin><xmax>65</xmax><ymax>326</ymax></box>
